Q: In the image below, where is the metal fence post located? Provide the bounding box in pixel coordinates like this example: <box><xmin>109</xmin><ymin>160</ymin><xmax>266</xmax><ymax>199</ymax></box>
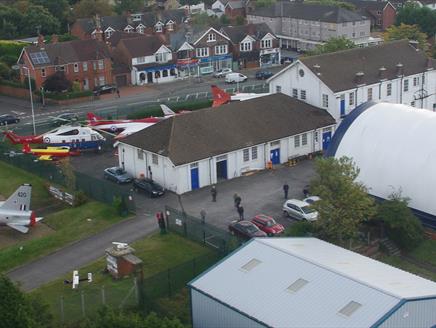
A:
<box><xmin>60</xmin><ymin>296</ymin><xmax>64</xmax><ymax>324</ymax></box>
<box><xmin>81</xmin><ymin>291</ymin><xmax>86</xmax><ymax>317</ymax></box>
<box><xmin>101</xmin><ymin>285</ymin><xmax>106</xmax><ymax>305</ymax></box>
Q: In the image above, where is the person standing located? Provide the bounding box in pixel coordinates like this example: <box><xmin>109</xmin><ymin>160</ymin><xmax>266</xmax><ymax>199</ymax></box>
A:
<box><xmin>237</xmin><ymin>205</ymin><xmax>244</xmax><ymax>221</ymax></box>
<box><xmin>211</xmin><ymin>185</ymin><xmax>217</xmax><ymax>202</ymax></box>
<box><xmin>116</xmin><ymin>88</ymin><xmax>120</xmax><ymax>98</ymax></box>
<box><xmin>200</xmin><ymin>209</ymin><xmax>206</xmax><ymax>224</ymax></box>
<box><xmin>233</xmin><ymin>193</ymin><xmax>242</xmax><ymax>208</ymax></box>
<box><xmin>283</xmin><ymin>183</ymin><xmax>289</xmax><ymax>199</ymax></box>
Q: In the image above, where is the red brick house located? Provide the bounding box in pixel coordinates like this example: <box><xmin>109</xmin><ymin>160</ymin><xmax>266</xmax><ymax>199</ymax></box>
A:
<box><xmin>17</xmin><ymin>36</ymin><xmax>112</xmax><ymax>91</ymax></box>
<box><xmin>345</xmin><ymin>0</ymin><xmax>397</xmax><ymax>30</ymax></box>
<box><xmin>225</xmin><ymin>0</ymin><xmax>246</xmax><ymax>18</ymax></box>
<box><xmin>221</xmin><ymin>23</ymin><xmax>280</xmax><ymax>69</ymax></box>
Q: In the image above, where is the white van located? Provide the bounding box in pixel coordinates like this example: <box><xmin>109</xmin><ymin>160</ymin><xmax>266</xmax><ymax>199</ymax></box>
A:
<box><xmin>225</xmin><ymin>73</ymin><xmax>248</xmax><ymax>83</ymax></box>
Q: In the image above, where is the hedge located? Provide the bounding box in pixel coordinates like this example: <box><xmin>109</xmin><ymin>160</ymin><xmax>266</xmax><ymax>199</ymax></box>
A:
<box><xmin>42</xmin><ymin>90</ymin><xmax>93</xmax><ymax>100</ymax></box>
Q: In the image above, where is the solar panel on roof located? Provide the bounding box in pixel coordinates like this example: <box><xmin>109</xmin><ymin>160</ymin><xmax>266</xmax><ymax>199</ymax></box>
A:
<box><xmin>29</xmin><ymin>51</ymin><xmax>50</xmax><ymax>64</ymax></box>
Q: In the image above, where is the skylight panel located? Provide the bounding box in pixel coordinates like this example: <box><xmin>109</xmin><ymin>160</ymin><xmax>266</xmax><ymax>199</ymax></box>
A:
<box><xmin>240</xmin><ymin>259</ymin><xmax>261</xmax><ymax>272</ymax></box>
<box><xmin>286</xmin><ymin>278</ymin><xmax>308</xmax><ymax>293</ymax></box>
<box><xmin>338</xmin><ymin>301</ymin><xmax>362</xmax><ymax>317</ymax></box>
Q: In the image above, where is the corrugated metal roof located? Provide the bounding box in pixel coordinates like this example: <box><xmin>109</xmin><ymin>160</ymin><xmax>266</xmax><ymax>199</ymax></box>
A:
<box><xmin>190</xmin><ymin>238</ymin><xmax>436</xmax><ymax>327</ymax></box>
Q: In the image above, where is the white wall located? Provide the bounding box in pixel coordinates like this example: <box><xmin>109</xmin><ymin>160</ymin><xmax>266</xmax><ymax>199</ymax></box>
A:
<box><xmin>379</xmin><ymin>298</ymin><xmax>436</xmax><ymax>328</ymax></box>
<box><xmin>211</xmin><ymin>0</ymin><xmax>225</xmax><ymax>11</ymax></box>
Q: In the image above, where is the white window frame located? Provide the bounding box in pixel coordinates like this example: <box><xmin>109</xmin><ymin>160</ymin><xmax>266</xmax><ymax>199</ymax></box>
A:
<box><xmin>152</xmin><ymin>154</ymin><xmax>158</xmax><ymax>165</ymax></box>
<box><xmin>387</xmin><ymin>83</ymin><xmax>392</xmax><ymax>96</ymax></box>
<box><xmin>251</xmin><ymin>146</ymin><xmax>258</xmax><ymax>160</ymax></box>
<box><xmin>240</xmin><ymin>41</ymin><xmax>252</xmax><ymax>52</ymax></box>
<box><xmin>300</xmin><ymin>90</ymin><xmax>306</xmax><ymax>100</ymax></box>
<box><xmin>214</xmin><ymin>44</ymin><xmax>227</xmax><ymax>55</ymax></box>
<box><xmin>155</xmin><ymin>52</ymin><xmax>168</xmax><ymax>63</ymax></box>
<box><xmin>276</xmin><ymin>85</ymin><xmax>281</xmax><ymax>93</ymax></box>
<box><xmin>155</xmin><ymin>24</ymin><xmax>163</xmax><ymax>33</ymax></box>
<box><xmin>322</xmin><ymin>94</ymin><xmax>329</xmax><ymax>108</ymax></box>
<box><xmin>261</xmin><ymin>38</ymin><xmax>272</xmax><ymax>48</ymax></box>
<box><xmin>98</xmin><ymin>59</ymin><xmax>104</xmax><ymax>70</ymax></box>
<box><xmin>367</xmin><ymin>87</ymin><xmax>373</xmax><ymax>101</ymax></box>
<box><xmin>98</xmin><ymin>76</ymin><xmax>105</xmax><ymax>86</ymax></box>
<box><xmin>302</xmin><ymin>133</ymin><xmax>308</xmax><ymax>146</ymax></box>
<box><xmin>292</xmin><ymin>88</ymin><xmax>298</xmax><ymax>98</ymax></box>
<box><xmin>349</xmin><ymin>92</ymin><xmax>354</xmax><ymax>106</ymax></box>
<box><xmin>137</xmin><ymin>149</ymin><xmax>144</xmax><ymax>160</ymax></box>
<box><xmin>243</xmin><ymin>148</ymin><xmax>250</xmax><ymax>162</ymax></box>
<box><xmin>74</xmin><ymin>63</ymin><xmax>79</xmax><ymax>73</ymax></box>
<box><xmin>195</xmin><ymin>47</ymin><xmax>209</xmax><ymax>57</ymax></box>
<box><xmin>404</xmin><ymin>79</ymin><xmax>409</xmax><ymax>92</ymax></box>
<box><xmin>207</xmin><ymin>33</ymin><xmax>216</xmax><ymax>42</ymax></box>
<box><xmin>294</xmin><ymin>135</ymin><xmax>300</xmax><ymax>148</ymax></box>
<box><xmin>41</xmin><ymin>68</ymin><xmax>46</xmax><ymax>77</ymax></box>
<box><xmin>83</xmin><ymin>62</ymin><xmax>88</xmax><ymax>71</ymax></box>
<box><xmin>413</xmin><ymin>76</ymin><xmax>419</xmax><ymax>86</ymax></box>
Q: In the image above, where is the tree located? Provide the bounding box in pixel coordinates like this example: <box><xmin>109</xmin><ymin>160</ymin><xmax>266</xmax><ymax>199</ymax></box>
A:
<box><xmin>306</xmin><ymin>36</ymin><xmax>356</xmax><ymax>56</ymax></box>
<box><xmin>0</xmin><ymin>5</ymin><xmax>23</xmax><ymax>39</ymax></box>
<box><xmin>310</xmin><ymin>157</ymin><xmax>375</xmax><ymax>243</ymax></box>
<box><xmin>396</xmin><ymin>3</ymin><xmax>436</xmax><ymax>38</ymax></box>
<box><xmin>31</xmin><ymin>0</ymin><xmax>69</xmax><ymax>29</ymax></box>
<box><xmin>73</xmin><ymin>0</ymin><xmax>114</xmax><ymax>19</ymax></box>
<box><xmin>384</xmin><ymin>23</ymin><xmax>428</xmax><ymax>51</ymax></box>
<box><xmin>0</xmin><ymin>275</ymin><xmax>54</xmax><ymax>328</ymax></box>
<box><xmin>43</xmin><ymin>72</ymin><xmax>72</xmax><ymax>92</ymax></box>
<box><xmin>21</xmin><ymin>5</ymin><xmax>61</xmax><ymax>36</ymax></box>
<box><xmin>376</xmin><ymin>193</ymin><xmax>424</xmax><ymax>251</ymax></box>
<box><xmin>114</xmin><ymin>0</ymin><xmax>144</xmax><ymax>14</ymax></box>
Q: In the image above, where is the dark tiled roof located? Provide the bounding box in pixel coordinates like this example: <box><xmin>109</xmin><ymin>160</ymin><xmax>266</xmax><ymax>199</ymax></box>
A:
<box><xmin>108</xmin><ymin>31</ymin><xmax>144</xmax><ymax>47</ymax></box>
<box><xmin>119</xmin><ymin>35</ymin><xmax>168</xmax><ymax>57</ymax></box>
<box><xmin>25</xmin><ymin>39</ymin><xmax>110</xmax><ymax>67</ymax></box>
<box><xmin>121</xmin><ymin>94</ymin><xmax>335</xmax><ymax>165</ymax></box>
<box><xmin>344</xmin><ymin>0</ymin><xmax>388</xmax><ymax>11</ymax></box>
<box><xmin>250</xmin><ymin>2</ymin><xmax>366</xmax><ymax>22</ymax></box>
<box><xmin>300</xmin><ymin>40</ymin><xmax>435</xmax><ymax>92</ymax></box>
<box><xmin>221</xmin><ymin>23</ymin><xmax>273</xmax><ymax>44</ymax></box>
<box><xmin>226</xmin><ymin>0</ymin><xmax>245</xmax><ymax>9</ymax></box>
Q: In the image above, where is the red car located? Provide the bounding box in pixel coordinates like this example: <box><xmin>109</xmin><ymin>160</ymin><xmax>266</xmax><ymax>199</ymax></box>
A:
<box><xmin>251</xmin><ymin>214</ymin><xmax>284</xmax><ymax>236</ymax></box>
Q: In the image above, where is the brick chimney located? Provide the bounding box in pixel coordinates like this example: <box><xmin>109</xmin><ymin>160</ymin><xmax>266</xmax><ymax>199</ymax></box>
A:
<box><xmin>126</xmin><ymin>11</ymin><xmax>133</xmax><ymax>26</ymax></box>
<box><xmin>51</xmin><ymin>34</ymin><xmax>59</xmax><ymax>44</ymax></box>
<box><xmin>396</xmin><ymin>63</ymin><xmax>404</xmax><ymax>77</ymax></box>
<box><xmin>378</xmin><ymin>66</ymin><xmax>386</xmax><ymax>80</ymax></box>
<box><xmin>95</xmin><ymin>28</ymin><xmax>103</xmax><ymax>41</ymax></box>
<box><xmin>354</xmin><ymin>71</ymin><xmax>365</xmax><ymax>85</ymax></box>
<box><xmin>37</xmin><ymin>34</ymin><xmax>45</xmax><ymax>49</ymax></box>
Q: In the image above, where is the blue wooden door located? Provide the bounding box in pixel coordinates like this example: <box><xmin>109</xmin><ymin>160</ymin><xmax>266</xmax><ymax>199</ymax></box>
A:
<box><xmin>340</xmin><ymin>99</ymin><xmax>345</xmax><ymax>117</ymax></box>
<box><xmin>270</xmin><ymin>149</ymin><xmax>280</xmax><ymax>164</ymax></box>
<box><xmin>216</xmin><ymin>160</ymin><xmax>227</xmax><ymax>180</ymax></box>
<box><xmin>322</xmin><ymin>131</ymin><xmax>332</xmax><ymax>151</ymax></box>
<box><xmin>191</xmin><ymin>167</ymin><xmax>199</xmax><ymax>190</ymax></box>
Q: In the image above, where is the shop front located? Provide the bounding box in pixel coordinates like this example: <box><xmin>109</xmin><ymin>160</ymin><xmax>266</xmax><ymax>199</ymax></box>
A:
<box><xmin>260</xmin><ymin>48</ymin><xmax>281</xmax><ymax>67</ymax></box>
<box><xmin>134</xmin><ymin>63</ymin><xmax>178</xmax><ymax>85</ymax></box>
<box><xmin>176</xmin><ymin>58</ymin><xmax>199</xmax><ymax>78</ymax></box>
<box><xmin>198</xmin><ymin>54</ymin><xmax>232</xmax><ymax>75</ymax></box>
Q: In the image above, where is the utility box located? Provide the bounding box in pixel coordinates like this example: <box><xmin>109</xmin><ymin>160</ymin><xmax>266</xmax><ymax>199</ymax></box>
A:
<box><xmin>105</xmin><ymin>243</ymin><xmax>143</xmax><ymax>279</ymax></box>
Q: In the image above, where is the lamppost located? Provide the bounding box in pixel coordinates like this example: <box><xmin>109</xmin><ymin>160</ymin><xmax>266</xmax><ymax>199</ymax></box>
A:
<box><xmin>13</xmin><ymin>65</ymin><xmax>36</xmax><ymax>135</ymax></box>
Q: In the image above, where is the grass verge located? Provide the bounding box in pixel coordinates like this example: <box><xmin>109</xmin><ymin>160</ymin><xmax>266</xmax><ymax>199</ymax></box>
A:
<box><xmin>407</xmin><ymin>239</ymin><xmax>436</xmax><ymax>267</ymax></box>
<box><xmin>379</xmin><ymin>255</ymin><xmax>436</xmax><ymax>282</ymax></box>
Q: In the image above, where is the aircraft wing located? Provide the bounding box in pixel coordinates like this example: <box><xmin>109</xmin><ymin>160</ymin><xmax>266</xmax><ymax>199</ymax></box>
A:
<box><xmin>160</xmin><ymin>104</ymin><xmax>175</xmax><ymax>117</ymax></box>
<box><xmin>115</xmin><ymin>123</ymin><xmax>154</xmax><ymax>139</ymax></box>
<box><xmin>7</xmin><ymin>223</ymin><xmax>29</xmax><ymax>233</ymax></box>
<box><xmin>38</xmin><ymin>155</ymin><xmax>53</xmax><ymax>161</ymax></box>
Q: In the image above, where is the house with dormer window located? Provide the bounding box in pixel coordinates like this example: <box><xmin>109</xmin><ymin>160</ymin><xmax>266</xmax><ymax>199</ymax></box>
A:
<box><xmin>221</xmin><ymin>23</ymin><xmax>280</xmax><ymax>68</ymax></box>
<box><xmin>114</xmin><ymin>35</ymin><xmax>177</xmax><ymax>85</ymax></box>
<box><xmin>191</xmin><ymin>27</ymin><xmax>232</xmax><ymax>74</ymax></box>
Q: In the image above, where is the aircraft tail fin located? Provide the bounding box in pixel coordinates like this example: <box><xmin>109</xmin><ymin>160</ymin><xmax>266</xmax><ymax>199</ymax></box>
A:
<box><xmin>211</xmin><ymin>85</ymin><xmax>231</xmax><ymax>107</ymax></box>
<box><xmin>1</xmin><ymin>184</ymin><xmax>32</xmax><ymax>212</ymax></box>
<box><xmin>23</xmin><ymin>144</ymin><xmax>31</xmax><ymax>154</ymax></box>
<box><xmin>160</xmin><ymin>104</ymin><xmax>176</xmax><ymax>117</ymax></box>
<box><xmin>3</xmin><ymin>131</ymin><xmax>21</xmax><ymax>144</ymax></box>
<box><xmin>86</xmin><ymin>112</ymin><xmax>102</xmax><ymax>122</ymax></box>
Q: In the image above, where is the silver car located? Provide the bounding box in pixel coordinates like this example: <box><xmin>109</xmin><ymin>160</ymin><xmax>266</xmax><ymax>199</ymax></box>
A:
<box><xmin>283</xmin><ymin>199</ymin><xmax>318</xmax><ymax>221</ymax></box>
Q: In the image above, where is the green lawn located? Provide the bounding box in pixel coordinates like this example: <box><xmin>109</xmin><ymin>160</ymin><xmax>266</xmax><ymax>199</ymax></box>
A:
<box><xmin>407</xmin><ymin>239</ymin><xmax>436</xmax><ymax>267</ymax></box>
<box><xmin>379</xmin><ymin>255</ymin><xmax>436</xmax><ymax>282</ymax></box>
<box><xmin>0</xmin><ymin>161</ymin><xmax>51</xmax><ymax>208</ymax></box>
<box><xmin>32</xmin><ymin>233</ymin><xmax>214</xmax><ymax>323</ymax></box>
<box><xmin>0</xmin><ymin>201</ymin><xmax>124</xmax><ymax>273</ymax></box>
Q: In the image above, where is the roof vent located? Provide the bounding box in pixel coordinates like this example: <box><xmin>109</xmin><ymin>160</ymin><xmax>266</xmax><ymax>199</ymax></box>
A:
<box><xmin>313</xmin><ymin>64</ymin><xmax>321</xmax><ymax>76</ymax></box>
<box><xmin>378</xmin><ymin>66</ymin><xmax>386</xmax><ymax>80</ymax></box>
<box><xmin>240</xmin><ymin>259</ymin><xmax>261</xmax><ymax>272</ymax></box>
<box><xmin>286</xmin><ymin>278</ymin><xmax>308</xmax><ymax>293</ymax></box>
<box><xmin>396</xmin><ymin>63</ymin><xmax>404</xmax><ymax>77</ymax></box>
<box><xmin>338</xmin><ymin>301</ymin><xmax>362</xmax><ymax>317</ymax></box>
<box><xmin>354</xmin><ymin>71</ymin><xmax>364</xmax><ymax>85</ymax></box>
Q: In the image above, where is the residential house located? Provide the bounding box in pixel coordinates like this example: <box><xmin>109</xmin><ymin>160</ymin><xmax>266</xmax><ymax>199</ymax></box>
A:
<box><xmin>191</xmin><ymin>27</ymin><xmax>233</xmax><ymax>74</ymax></box>
<box><xmin>189</xmin><ymin>237</ymin><xmax>436</xmax><ymax>328</ymax></box>
<box><xmin>169</xmin><ymin>28</ymin><xmax>198</xmax><ymax>77</ymax></box>
<box><xmin>113</xmin><ymin>34</ymin><xmax>177</xmax><ymax>85</ymax></box>
<box><xmin>71</xmin><ymin>10</ymin><xmax>187</xmax><ymax>41</ymax></box>
<box><xmin>17</xmin><ymin>35</ymin><xmax>112</xmax><ymax>91</ymax></box>
<box><xmin>344</xmin><ymin>0</ymin><xmax>397</xmax><ymax>30</ymax></box>
<box><xmin>268</xmin><ymin>40</ymin><xmax>436</xmax><ymax>121</ymax></box>
<box><xmin>116</xmin><ymin>94</ymin><xmax>335</xmax><ymax>194</ymax></box>
<box><xmin>247</xmin><ymin>2</ymin><xmax>373</xmax><ymax>51</ymax></box>
<box><xmin>221</xmin><ymin>23</ymin><xmax>280</xmax><ymax>68</ymax></box>
<box><xmin>225</xmin><ymin>0</ymin><xmax>246</xmax><ymax>18</ymax></box>
<box><xmin>211</xmin><ymin>0</ymin><xmax>228</xmax><ymax>13</ymax></box>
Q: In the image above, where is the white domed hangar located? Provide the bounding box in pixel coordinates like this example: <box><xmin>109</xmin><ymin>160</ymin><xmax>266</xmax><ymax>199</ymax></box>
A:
<box><xmin>326</xmin><ymin>102</ymin><xmax>436</xmax><ymax>229</ymax></box>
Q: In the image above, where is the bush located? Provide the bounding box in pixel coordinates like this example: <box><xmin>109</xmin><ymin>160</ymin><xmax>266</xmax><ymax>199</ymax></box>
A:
<box><xmin>43</xmin><ymin>71</ymin><xmax>71</xmax><ymax>92</ymax></box>
<box><xmin>73</xmin><ymin>191</ymin><xmax>87</xmax><ymax>207</ymax></box>
<box><xmin>113</xmin><ymin>196</ymin><xmax>128</xmax><ymax>216</ymax></box>
<box><xmin>285</xmin><ymin>221</ymin><xmax>317</xmax><ymax>237</ymax></box>
<box><xmin>41</xmin><ymin>90</ymin><xmax>93</xmax><ymax>100</ymax></box>
<box><xmin>376</xmin><ymin>196</ymin><xmax>424</xmax><ymax>251</ymax></box>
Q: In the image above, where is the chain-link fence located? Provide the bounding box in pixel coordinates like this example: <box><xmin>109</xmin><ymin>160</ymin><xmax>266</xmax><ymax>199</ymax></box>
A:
<box><xmin>165</xmin><ymin>206</ymin><xmax>233</xmax><ymax>254</ymax></box>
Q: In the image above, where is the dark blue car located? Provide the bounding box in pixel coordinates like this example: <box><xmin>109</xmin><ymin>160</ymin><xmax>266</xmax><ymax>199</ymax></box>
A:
<box><xmin>103</xmin><ymin>167</ymin><xmax>133</xmax><ymax>184</ymax></box>
<box><xmin>255</xmin><ymin>71</ymin><xmax>274</xmax><ymax>80</ymax></box>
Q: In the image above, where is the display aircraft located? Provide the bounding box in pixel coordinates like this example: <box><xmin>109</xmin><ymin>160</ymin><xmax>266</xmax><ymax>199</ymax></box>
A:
<box><xmin>22</xmin><ymin>144</ymin><xmax>80</xmax><ymax>161</ymax></box>
<box><xmin>211</xmin><ymin>85</ymin><xmax>270</xmax><ymax>107</ymax></box>
<box><xmin>0</xmin><ymin>184</ymin><xmax>43</xmax><ymax>233</ymax></box>
<box><xmin>3</xmin><ymin>126</ymin><xmax>105</xmax><ymax>150</ymax></box>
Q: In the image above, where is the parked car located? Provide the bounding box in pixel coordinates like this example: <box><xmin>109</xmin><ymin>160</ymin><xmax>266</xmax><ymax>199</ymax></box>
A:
<box><xmin>0</xmin><ymin>114</ymin><xmax>19</xmax><ymax>126</ymax></box>
<box><xmin>93</xmin><ymin>84</ymin><xmax>117</xmax><ymax>96</ymax></box>
<box><xmin>303</xmin><ymin>196</ymin><xmax>321</xmax><ymax>205</ymax></box>
<box><xmin>281</xmin><ymin>56</ymin><xmax>294</xmax><ymax>65</ymax></box>
<box><xmin>283</xmin><ymin>199</ymin><xmax>318</xmax><ymax>221</ymax></box>
<box><xmin>255</xmin><ymin>70</ymin><xmax>274</xmax><ymax>80</ymax></box>
<box><xmin>251</xmin><ymin>214</ymin><xmax>284</xmax><ymax>236</ymax></box>
<box><xmin>133</xmin><ymin>178</ymin><xmax>165</xmax><ymax>197</ymax></box>
<box><xmin>225</xmin><ymin>73</ymin><xmax>247</xmax><ymax>84</ymax></box>
<box><xmin>228</xmin><ymin>220</ymin><xmax>267</xmax><ymax>240</ymax></box>
<box><xmin>50</xmin><ymin>112</ymin><xmax>79</xmax><ymax>127</ymax></box>
<box><xmin>103</xmin><ymin>167</ymin><xmax>133</xmax><ymax>184</ymax></box>
<box><xmin>213</xmin><ymin>68</ymin><xmax>232</xmax><ymax>78</ymax></box>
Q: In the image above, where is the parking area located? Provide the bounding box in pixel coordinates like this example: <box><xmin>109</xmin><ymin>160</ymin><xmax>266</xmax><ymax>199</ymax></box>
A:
<box><xmin>71</xmin><ymin>149</ymin><xmax>316</xmax><ymax>232</ymax></box>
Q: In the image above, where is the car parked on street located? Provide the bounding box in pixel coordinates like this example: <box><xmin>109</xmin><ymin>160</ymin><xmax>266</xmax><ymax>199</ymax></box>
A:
<box><xmin>225</xmin><ymin>73</ymin><xmax>247</xmax><ymax>83</ymax></box>
<box><xmin>93</xmin><ymin>84</ymin><xmax>117</xmax><ymax>96</ymax></box>
<box><xmin>0</xmin><ymin>114</ymin><xmax>19</xmax><ymax>126</ymax></box>
<box><xmin>228</xmin><ymin>220</ymin><xmax>267</xmax><ymax>240</ymax></box>
<box><xmin>133</xmin><ymin>178</ymin><xmax>165</xmax><ymax>197</ymax></box>
<box><xmin>103</xmin><ymin>167</ymin><xmax>133</xmax><ymax>184</ymax></box>
<box><xmin>251</xmin><ymin>214</ymin><xmax>284</xmax><ymax>236</ymax></box>
<box><xmin>255</xmin><ymin>70</ymin><xmax>274</xmax><ymax>80</ymax></box>
<box><xmin>281</xmin><ymin>57</ymin><xmax>294</xmax><ymax>65</ymax></box>
<box><xmin>50</xmin><ymin>112</ymin><xmax>79</xmax><ymax>127</ymax></box>
<box><xmin>303</xmin><ymin>196</ymin><xmax>321</xmax><ymax>205</ymax></box>
<box><xmin>213</xmin><ymin>68</ymin><xmax>232</xmax><ymax>78</ymax></box>
<box><xmin>283</xmin><ymin>199</ymin><xmax>318</xmax><ymax>221</ymax></box>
